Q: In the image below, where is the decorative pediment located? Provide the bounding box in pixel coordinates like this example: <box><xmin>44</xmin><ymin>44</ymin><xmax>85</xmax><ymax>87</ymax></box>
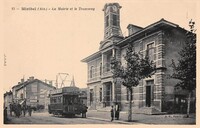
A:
<box><xmin>99</xmin><ymin>40</ymin><xmax>113</xmax><ymax>50</ymax></box>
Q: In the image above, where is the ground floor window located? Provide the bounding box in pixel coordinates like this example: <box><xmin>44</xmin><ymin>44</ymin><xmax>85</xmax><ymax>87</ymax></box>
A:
<box><xmin>99</xmin><ymin>88</ymin><xmax>102</xmax><ymax>102</ymax></box>
<box><xmin>90</xmin><ymin>89</ymin><xmax>94</xmax><ymax>106</ymax></box>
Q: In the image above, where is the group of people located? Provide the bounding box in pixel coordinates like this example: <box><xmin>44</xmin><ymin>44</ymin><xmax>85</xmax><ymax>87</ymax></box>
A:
<box><xmin>9</xmin><ymin>102</ymin><xmax>32</xmax><ymax>118</ymax></box>
<box><xmin>110</xmin><ymin>103</ymin><xmax>120</xmax><ymax>121</ymax></box>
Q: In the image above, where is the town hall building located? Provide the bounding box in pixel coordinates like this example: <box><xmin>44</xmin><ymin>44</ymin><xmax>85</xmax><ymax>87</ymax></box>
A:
<box><xmin>82</xmin><ymin>3</ymin><xmax>195</xmax><ymax>114</ymax></box>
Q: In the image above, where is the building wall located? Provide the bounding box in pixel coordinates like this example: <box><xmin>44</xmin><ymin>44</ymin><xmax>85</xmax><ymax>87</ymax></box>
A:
<box><xmin>119</xmin><ymin>31</ymin><xmax>164</xmax><ymax>112</ymax></box>
<box><xmin>38</xmin><ymin>82</ymin><xmax>55</xmax><ymax>109</ymax></box>
<box><xmin>4</xmin><ymin>94</ymin><xmax>13</xmax><ymax>111</ymax></box>
<box><xmin>162</xmin><ymin>28</ymin><xmax>188</xmax><ymax>112</ymax></box>
<box><xmin>15</xmin><ymin>81</ymin><xmax>55</xmax><ymax>109</ymax></box>
<box><xmin>87</xmin><ymin>82</ymin><xmax>101</xmax><ymax>109</ymax></box>
<box><xmin>86</xmin><ymin>28</ymin><xmax>189</xmax><ymax>114</ymax></box>
<box><xmin>87</xmin><ymin>57</ymin><xmax>102</xmax><ymax>83</ymax></box>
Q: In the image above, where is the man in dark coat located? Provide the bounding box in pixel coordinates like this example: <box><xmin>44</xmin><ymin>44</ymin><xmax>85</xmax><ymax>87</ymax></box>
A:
<box><xmin>110</xmin><ymin>105</ymin><xmax>114</xmax><ymax>121</ymax></box>
<box><xmin>27</xmin><ymin>106</ymin><xmax>32</xmax><ymax>116</ymax></box>
<box><xmin>16</xmin><ymin>103</ymin><xmax>21</xmax><ymax>118</ymax></box>
<box><xmin>22</xmin><ymin>104</ymin><xmax>27</xmax><ymax>116</ymax></box>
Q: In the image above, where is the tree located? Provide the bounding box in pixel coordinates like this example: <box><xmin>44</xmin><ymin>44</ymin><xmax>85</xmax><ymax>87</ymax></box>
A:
<box><xmin>171</xmin><ymin>20</ymin><xmax>196</xmax><ymax>117</ymax></box>
<box><xmin>111</xmin><ymin>43</ymin><xmax>155</xmax><ymax>121</ymax></box>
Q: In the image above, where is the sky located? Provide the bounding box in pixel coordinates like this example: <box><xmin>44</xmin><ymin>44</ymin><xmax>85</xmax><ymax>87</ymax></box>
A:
<box><xmin>2</xmin><ymin>0</ymin><xmax>197</xmax><ymax>92</ymax></box>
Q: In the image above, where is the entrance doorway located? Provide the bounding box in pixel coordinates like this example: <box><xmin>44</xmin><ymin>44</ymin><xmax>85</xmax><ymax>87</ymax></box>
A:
<box><xmin>146</xmin><ymin>80</ymin><xmax>154</xmax><ymax>107</ymax></box>
<box><xmin>146</xmin><ymin>86</ymin><xmax>151</xmax><ymax>107</ymax></box>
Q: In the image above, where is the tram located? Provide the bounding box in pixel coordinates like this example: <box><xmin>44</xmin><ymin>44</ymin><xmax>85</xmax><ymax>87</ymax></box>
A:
<box><xmin>48</xmin><ymin>86</ymin><xmax>88</xmax><ymax>117</ymax></box>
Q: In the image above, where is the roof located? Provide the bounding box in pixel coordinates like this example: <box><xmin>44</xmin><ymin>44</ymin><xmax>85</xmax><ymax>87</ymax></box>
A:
<box><xmin>15</xmin><ymin>79</ymin><xmax>56</xmax><ymax>91</ymax></box>
<box><xmin>4</xmin><ymin>91</ymin><xmax>12</xmax><ymax>97</ymax></box>
<box><xmin>127</xmin><ymin>24</ymin><xmax>143</xmax><ymax>29</ymax></box>
<box><xmin>50</xmin><ymin>86</ymin><xmax>80</xmax><ymax>95</ymax></box>
<box><xmin>81</xmin><ymin>18</ymin><xmax>189</xmax><ymax>63</ymax></box>
<box><xmin>81</xmin><ymin>51</ymin><xmax>101</xmax><ymax>62</ymax></box>
<box><xmin>117</xmin><ymin>18</ymin><xmax>180</xmax><ymax>46</ymax></box>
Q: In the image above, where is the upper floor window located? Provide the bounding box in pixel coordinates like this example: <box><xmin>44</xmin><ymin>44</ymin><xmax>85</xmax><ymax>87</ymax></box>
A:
<box><xmin>147</xmin><ymin>42</ymin><xmax>155</xmax><ymax>61</ymax></box>
<box><xmin>100</xmin><ymin>63</ymin><xmax>102</xmax><ymax>76</ymax></box>
<box><xmin>113</xmin><ymin>14</ymin><xmax>117</xmax><ymax>26</ymax></box>
<box><xmin>90</xmin><ymin>66</ymin><xmax>94</xmax><ymax>78</ymax></box>
<box><xmin>106</xmin><ymin>15</ymin><xmax>109</xmax><ymax>27</ymax></box>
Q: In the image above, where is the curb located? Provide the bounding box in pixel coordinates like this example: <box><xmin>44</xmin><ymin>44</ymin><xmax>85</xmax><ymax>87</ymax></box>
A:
<box><xmin>87</xmin><ymin>116</ymin><xmax>141</xmax><ymax>124</ymax></box>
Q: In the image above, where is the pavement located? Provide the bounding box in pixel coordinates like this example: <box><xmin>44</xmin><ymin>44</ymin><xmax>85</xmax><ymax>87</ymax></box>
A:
<box><xmin>86</xmin><ymin>110</ymin><xmax>196</xmax><ymax>125</ymax></box>
<box><xmin>4</xmin><ymin>110</ymin><xmax>196</xmax><ymax>125</ymax></box>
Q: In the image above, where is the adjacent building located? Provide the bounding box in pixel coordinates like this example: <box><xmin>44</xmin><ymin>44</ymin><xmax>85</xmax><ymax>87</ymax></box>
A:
<box><xmin>4</xmin><ymin>91</ymin><xmax>13</xmax><ymax>110</ymax></box>
<box><xmin>82</xmin><ymin>3</ymin><xmax>195</xmax><ymax>114</ymax></box>
<box><xmin>12</xmin><ymin>76</ymin><xmax>56</xmax><ymax>109</ymax></box>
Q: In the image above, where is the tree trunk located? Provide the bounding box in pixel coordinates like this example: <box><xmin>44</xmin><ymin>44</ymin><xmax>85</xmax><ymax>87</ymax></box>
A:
<box><xmin>128</xmin><ymin>88</ymin><xmax>132</xmax><ymax>122</ymax></box>
<box><xmin>186</xmin><ymin>92</ymin><xmax>191</xmax><ymax>118</ymax></box>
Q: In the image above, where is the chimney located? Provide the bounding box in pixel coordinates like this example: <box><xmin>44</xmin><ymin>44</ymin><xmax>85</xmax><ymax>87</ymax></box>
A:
<box><xmin>29</xmin><ymin>76</ymin><xmax>34</xmax><ymax>81</ymax></box>
<box><xmin>49</xmin><ymin>81</ymin><xmax>53</xmax><ymax>86</ymax></box>
<box><xmin>127</xmin><ymin>24</ymin><xmax>143</xmax><ymax>36</ymax></box>
<box><xmin>21</xmin><ymin>78</ymin><xmax>24</xmax><ymax>83</ymax></box>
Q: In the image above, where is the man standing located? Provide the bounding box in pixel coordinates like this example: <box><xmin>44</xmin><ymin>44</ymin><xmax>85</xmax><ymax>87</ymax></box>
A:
<box><xmin>16</xmin><ymin>103</ymin><xmax>21</xmax><ymax>118</ymax></box>
<box><xmin>110</xmin><ymin>105</ymin><xmax>114</xmax><ymax>121</ymax></box>
<box><xmin>22</xmin><ymin>104</ymin><xmax>27</xmax><ymax>116</ymax></box>
<box><xmin>27</xmin><ymin>106</ymin><xmax>32</xmax><ymax>116</ymax></box>
<box><xmin>115</xmin><ymin>103</ymin><xmax>120</xmax><ymax>120</ymax></box>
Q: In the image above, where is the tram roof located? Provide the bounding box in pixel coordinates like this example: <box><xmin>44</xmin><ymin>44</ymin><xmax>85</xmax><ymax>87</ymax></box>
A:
<box><xmin>50</xmin><ymin>86</ymin><xmax>80</xmax><ymax>95</ymax></box>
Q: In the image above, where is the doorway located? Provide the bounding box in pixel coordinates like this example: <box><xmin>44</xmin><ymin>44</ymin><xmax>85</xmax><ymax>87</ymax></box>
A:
<box><xmin>146</xmin><ymin>86</ymin><xmax>151</xmax><ymax>107</ymax></box>
<box><xmin>146</xmin><ymin>80</ymin><xmax>154</xmax><ymax>107</ymax></box>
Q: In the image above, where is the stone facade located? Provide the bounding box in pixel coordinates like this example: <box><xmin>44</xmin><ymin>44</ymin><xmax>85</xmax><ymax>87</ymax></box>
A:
<box><xmin>82</xmin><ymin>3</ymin><xmax>194</xmax><ymax>114</ymax></box>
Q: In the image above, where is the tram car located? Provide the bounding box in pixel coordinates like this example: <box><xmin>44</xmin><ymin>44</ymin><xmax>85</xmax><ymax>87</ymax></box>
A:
<box><xmin>48</xmin><ymin>86</ymin><xmax>88</xmax><ymax>117</ymax></box>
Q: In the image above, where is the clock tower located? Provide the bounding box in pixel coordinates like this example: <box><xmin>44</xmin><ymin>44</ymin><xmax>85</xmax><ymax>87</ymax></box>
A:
<box><xmin>103</xmin><ymin>3</ymin><xmax>123</xmax><ymax>40</ymax></box>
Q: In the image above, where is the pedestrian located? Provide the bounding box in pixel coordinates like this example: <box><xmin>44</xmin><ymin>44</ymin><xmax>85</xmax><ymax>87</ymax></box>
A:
<box><xmin>115</xmin><ymin>103</ymin><xmax>120</xmax><ymax>120</ymax></box>
<box><xmin>110</xmin><ymin>105</ymin><xmax>114</xmax><ymax>121</ymax></box>
<box><xmin>4</xmin><ymin>107</ymin><xmax>8</xmax><ymax>123</ymax></box>
<box><xmin>27</xmin><ymin>106</ymin><xmax>32</xmax><ymax>116</ymax></box>
<box><xmin>16</xmin><ymin>103</ymin><xmax>21</xmax><ymax>118</ymax></box>
<box><xmin>22</xmin><ymin>104</ymin><xmax>26</xmax><ymax>116</ymax></box>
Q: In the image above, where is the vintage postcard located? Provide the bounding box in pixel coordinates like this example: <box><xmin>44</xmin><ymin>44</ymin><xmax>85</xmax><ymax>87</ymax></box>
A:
<box><xmin>2</xmin><ymin>0</ymin><xmax>198</xmax><ymax>127</ymax></box>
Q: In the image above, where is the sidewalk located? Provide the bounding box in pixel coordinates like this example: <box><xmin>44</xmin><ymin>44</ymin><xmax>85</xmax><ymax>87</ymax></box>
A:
<box><xmin>86</xmin><ymin>110</ymin><xmax>196</xmax><ymax>124</ymax></box>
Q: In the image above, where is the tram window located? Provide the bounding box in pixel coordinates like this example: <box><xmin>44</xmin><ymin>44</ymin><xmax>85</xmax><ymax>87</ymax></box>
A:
<box><xmin>53</xmin><ymin>98</ymin><xmax>56</xmax><ymax>103</ymax></box>
<box><xmin>74</xmin><ymin>97</ymin><xmax>77</xmax><ymax>103</ymax></box>
<box><xmin>58</xmin><ymin>96</ymin><xmax>61</xmax><ymax>103</ymax></box>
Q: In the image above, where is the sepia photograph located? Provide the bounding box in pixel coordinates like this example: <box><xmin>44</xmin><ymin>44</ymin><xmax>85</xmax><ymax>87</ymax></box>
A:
<box><xmin>2</xmin><ymin>0</ymin><xmax>197</xmax><ymax>126</ymax></box>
